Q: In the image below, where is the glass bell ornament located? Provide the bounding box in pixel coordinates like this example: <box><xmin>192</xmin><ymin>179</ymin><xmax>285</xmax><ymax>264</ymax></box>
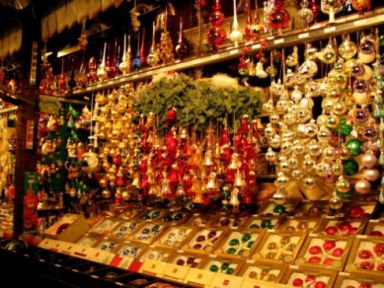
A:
<box><xmin>206</xmin><ymin>172</ymin><xmax>219</xmax><ymax>191</ymax></box>
<box><xmin>229</xmin><ymin>0</ymin><xmax>243</xmax><ymax>48</ymax></box>
<box><xmin>255</xmin><ymin>62</ymin><xmax>268</xmax><ymax>78</ymax></box>
<box><xmin>339</xmin><ymin>35</ymin><xmax>357</xmax><ymax>60</ymax></box>
<box><xmin>320</xmin><ymin>0</ymin><xmax>344</xmax><ymax>23</ymax></box>
<box><xmin>208</xmin><ymin>0</ymin><xmax>226</xmax><ymax>51</ymax></box>
<box><xmin>265</xmin><ymin>148</ymin><xmax>277</xmax><ymax>163</ymax></box>
<box><xmin>358</xmin><ymin>34</ymin><xmax>376</xmax><ymax>63</ymax></box>
<box><xmin>229</xmin><ymin>187</ymin><xmax>240</xmax><ymax>211</ymax></box>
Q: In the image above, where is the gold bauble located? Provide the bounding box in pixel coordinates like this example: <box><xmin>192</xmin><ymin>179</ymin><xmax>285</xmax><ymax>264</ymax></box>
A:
<box><xmin>272</xmin><ymin>189</ymin><xmax>287</xmax><ymax>205</ymax></box>
<box><xmin>316</xmin><ymin>162</ymin><xmax>331</xmax><ymax>177</ymax></box>
<box><xmin>323</xmin><ymin>146</ymin><xmax>336</xmax><ymax>159</ymax></box>
<box><xmin>101</xmin><ymin>189</ymin><xmax>112</xmax><ymax>198</ymax></box>
<box><xmin>316</xmin><ymin>115</ymin><xmax>329</xmax><ymax>126</ymax></box>
<box><xmin>329</xmin><ymin>195</ymin><xmax>343</xmax><ymax>210</ymax></box>
<box><xmin>122</xmin><ymin>191</ymin><xmax>131</xmax><ymax>201</ymax></box>
<box><xmin>291</xmin><ymin>169</ymin><xmax>303</xmax><ymax>178</ymax></box>
<box><xmin>326</xmin><ymin>115</ymin><xmax>340</xmax><ymax>129</ymax></box>
<box><xmin>303</xmin><ymin>155</ymin><xmax>315</xmax><ymax>170</ymax></box>
<box><xmin>275</xmin><ymin>173</ymin><xmax>289</xmax><ymax>189</ymax></box>
<box><xmin>308</xmin><ymin>141</ymin><xmax>322</xmax><ymax>156</ymax></box>
<box><xmin>99</xmin><ymin>178</ymin><xmax>108</xmax><ymax>188</ymax></box>
<box><xmin>317</xmin><ymin>126</ymin><xmax>332</xmax><ymax>143</ymax></box>
<box><xmin>331</xmin><ymin>163</ymin><xmax>343</xmax><ymax>176</ymax></box>
<box><xmin>332</xmin><ymin>101</ymin><xmax>347</xmax><ymax>115</ymax></box>
<box><xmin>293</xmin><ymin>141</ymin><xmax>305</xmax><ymax>155</ymax></box>
<box><xmin>302</xmin><ymin>176</ymin><xmax>316</xmax><ymax>190</ymax></box>
<box><xmin>288</xmin><ymin>155</ymin><xmax>299</xmax><ymax>169</ymax></box>
<box><xmin>270</xmin><ymin>114</ymin><xmax>280</xmax><ymax>124</ymax></box>
<box><xmin>280</xmin><ymin>161</ymin><xmax>291</xmax><ymax>173</ymax></box>
<box><xmin>335</xmin><ymin>175</ymin><xmax>351</xmax><ymax>193</ymax></box>
<box><xmin>270</xmin><ymin>135</ymin><xmax>281</xmax><ymax>149</ymax></box>
<box><xmin>339</xmin><ymin>38</ymin><xmax>357</xmax><ymax>60</ymax></box>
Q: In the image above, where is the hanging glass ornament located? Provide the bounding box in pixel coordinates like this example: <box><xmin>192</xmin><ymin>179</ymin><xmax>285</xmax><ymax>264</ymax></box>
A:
<box><xmin>147</xmin><ymin>22</ymin><xmax>160</xmax><ymax>67</ymax></box>
<box><xmin>229</xmin><ymin>0</ymin><xmax>243</xmax><ymax>48</ymax></box>
<box><xmin>97</xmin><ymin>42</ymin><xmax>108</xmax><ymax>80</ymax></box>
<box><xmin>297</xmin><ymin>0</ymin><xmax>314</xmax><ymax>28</ymax></box>
<box><xmin>310</xmin><ymin>0</ymin><xmax>320</xmax><ymax>23</ymax></box>
<box><xmin>244</xmin><ymin>1</ymin><xmax>253</xmax><ymax>41</ymax></box>
<box><xmin>354</xmin><ymin>179</ymin><xmax>371</xmax><ymax>194</ymax></box>
<box><xmin>132</xmin><ymin>31</ymin><xmax>143</xmax><ymax>71</ymax></box>
<box><xmin>339</xmin><ymin>35</ymin><xmax>357</xmax><ymax>60</ymax></box>
<box><xmin>358</xmin><ymin>34</ymin><xmax>376</xmax><ymax>63</ymax></box>
<box><xmin>351</xmin><ymin>0</ymin><xmax>371</xmax><ymax>14</ymax></box>
<box><xmin>175</xmin><ymin>17</ymin><xmax>188</xmax><ymax>59</ymax></box>
<box><xmin>286</xmin><ymin>46</ymin><xmax>298</xmax><ymax>67</ymax></box>
<box><xmin>268</xmin><ymin>0</ymin><xmax>291</xmax><ymax>34</ymax></box>
<box><xmin>320</xmin><ymin>0</ymin><xmax>344</xmax><ymax>23</ymax></box>
<box><xmin>318</xmin><ymin>40</ymin><xmax>337</xmax><ymax>64</ymax></box>
<box><xmin>207</xmin><ymin>0</ymin><xmax>226</xmax><ymax>51</ymax></box>
<box><xmin>361</xmin><ymin>152</ymin><xmax>378</xmax><ymax>168</ymax></box>
<box><xmin>342</xmin><ymin>158</ymin><xmax>359</xmax><ymax>175</ymax></box>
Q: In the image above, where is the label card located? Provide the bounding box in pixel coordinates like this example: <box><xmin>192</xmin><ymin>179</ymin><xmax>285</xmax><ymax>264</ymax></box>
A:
<box><xmin>139</xmin><ymin>259</ymin><xmax>167</xmax><ymax>277</ymax></box>
<box><xmin>185</xmin><ymin>268</ymin><xmax>215</xmax><ymax>287</ymax></box>
<box><xmin>162</xmin><ymin>263</ymin><xmax>190</xmax><ymax>283</ymax></box>
<box><xmin>210</xmin><ymin>274</ymin><xmax>243</xmax><ymax>288</ymax></box>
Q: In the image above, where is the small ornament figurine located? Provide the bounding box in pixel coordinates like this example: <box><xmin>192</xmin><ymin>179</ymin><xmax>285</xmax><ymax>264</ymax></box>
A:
<box><xmin>97</xmin><ymin>42</ymin><xmax>108</xmax><ymax>80</ymax></box>
<box><xmin>321</xmin><ymin>0</ymin><xmax>344</xmax><ymax>23</ymax></box>
<box><xmin>119</xmin><ymin>35</ymin><xmax>132</xmax><ymax>74</ymax></box>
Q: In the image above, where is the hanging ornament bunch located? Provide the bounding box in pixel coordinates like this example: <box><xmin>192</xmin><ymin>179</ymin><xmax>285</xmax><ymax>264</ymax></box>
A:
<box><xmin>93</xmin><ymin>85</ymin><xmax>138</xmax><ymax>203</ymax></box>
<box><xmin>263</xmin><ymin>32</ymin><xmax>383</xmax><ymax>210</ymax></box>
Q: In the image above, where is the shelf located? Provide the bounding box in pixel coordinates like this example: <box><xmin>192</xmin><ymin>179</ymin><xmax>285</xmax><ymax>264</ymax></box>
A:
<box><xmin>68</xmin><ymin>7</ymin><xmax>384</xmax><ymax>96</ymax></box>
<box><xmin>0</xmin><ymin>85</ymin><xmax>35</xmax><ymax>106</ymax></box>
<box><xmin>0</xmin><ymin>106</ymin><xmax>18</xmax><ymax>115</ymax></box>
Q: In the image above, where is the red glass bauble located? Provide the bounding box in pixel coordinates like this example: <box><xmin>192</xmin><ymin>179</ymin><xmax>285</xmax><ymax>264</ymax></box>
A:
<box><xmin>268</xmin><ymin>8</ymin><xmax>290</xmax><ymax>30</ymax></box>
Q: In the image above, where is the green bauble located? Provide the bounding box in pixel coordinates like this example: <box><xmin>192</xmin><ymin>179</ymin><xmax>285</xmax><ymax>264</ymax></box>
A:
<box><xmin>261</xmin><ymin>219</ymin><xmax>273</xmax><ymax>229</ymax></box>
<box><xmin>247</xmin><ymin>241</ymin><xmax>255</xmax><ymax>248</ymax></box>
<box><xmin>242</xmin><ymin>234</ymin><xmax>251</xmax><ymax>242</ymax></box>
<box><xmin>221</xmin><ymin>263</ymin><xmax>229</xmax><ymax>270</ymax></box>
<box><xmin>342</xmin><ymin>159</ymin><xmax>359</xmax><ymax>175</ymax></box>
<box><xmin>346</xmin><ymin>139</ymin><xmax>363</xmax><ymax>156</ymax></box>
<box><xmin>226</xmin><ymin>247</ymin><xmax>236</xmax><ymax>254</ymax></box>
<box><xmin>226</xmin><ymin>268</ymin><xmax>235</xmax><ymax>275</ymax></box>
<box><xmin>336</xmin><ymin>189</ymin><xmax>354</xmax><ymax>199</ymax></box>
<box><xmin>210</xmin><ymin>265</ymin><xmax>219</xmax><ymax>272</ymax></box>
<box><xmin>273</xmin><ymin>205</ymin><xmax>286</xmax><ymax>214</ymax></box>
<box><xmin>335</xmin><ymin>119</ymin><xmax>352</xmax><ymax>136</ymax></box>
<box><xmin>229</xmin><ymin>239</ymin><xmax>239</xmax><ymax>246</ymax></box>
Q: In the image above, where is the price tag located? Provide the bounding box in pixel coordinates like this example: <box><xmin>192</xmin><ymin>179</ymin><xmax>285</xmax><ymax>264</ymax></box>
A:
<box><xmin>298</xmin><ymin>33</ymin><xmax>309</xmax><ymax>39</ymax></box>
<box><xmin>118</xmin><ymin>257</ymin><xmax>134</xmax><ymax>270</ymax></box>
<box><xmin>109</xmin><ymin>255</ymin><xmax>124</xmax><ymax>267</ymax></box>
<box><xmin>354</xmin><ymin>19</ymin><xmax>367</xmax><ymax>26</ymax></box>
<box><xmin>324</xmin><ymin>26</ymin><xmax>336</xmax><ymax>33</ymax></box>
<box><xmin>185</xmin><ymin>268</ymin><xmax>215</xmax><ymax>287</ymax></box>
<box><xmin>59</xmin><ymin>242</ymin><xmax>75</xmax><ymax>255</ymax></box>
<box><xmin>252</xmin><ymin>44</ymin><xmax>261</xmax><ymax>50</ymax></box>
<box><xmin>211</xmin><ymin>54</ymin><xmax>221</xmax><ymax>60</ymax></box>
<box><xmin>38</xmin><ymin>238</ymin><xmax>59</xmax><ymax>249</ymax></box>
<box><xmin>139</xmin><ymin>259</ymin><xmax>167</xmax><ymax>277</ymax></box>
<box><xmin>132</xmin><ymin>74</ymin><xmax>139</xmax><ymax>79</ymax></box>
<box><xmin>86</xmin><ymin>87</ymin><xmax>92</xmax><ymax>91</ymax></box>
<box><xmin>162</xmin><ymin>263</ymin><xmax>190</xmax><ymax>283</ymax></box>
<box><xmin>229</xmin><ymin>49</ymin><xmax>240</xmax><ymax>55</ymax></box>
<box><xmin>71</xmin><ymin>244</ymin><xmax>90</xmax><ymax>258</ymax></box>
<box><xmin>89</xmin><ymin>249</ymin><xmax>114</xmax><ymax>264</ymax></box>
<box><xmin>49</xmin><ymin>240</ymin><xmax>65</xmax><ymax>252</ymax></box>
<box><xmin>275</xmin><ymin>284</ymin><xmax>291</xmax><ymax>288</ymax></box>
<box><xmin>96</xmin><ymin>83</ymin><xmax>102</xmax><ymax>88</ymax></box>
<box><xmin>211</xmin><ymin>274</ymin><xmax>243</xmax><ymax>288</ymax></box>
<box><xmin>128</xmin><ymin>260</ymin><xmax>143</xmax><ymax>272</ymax></box>
<box><xmin>107</xmin><ymin>80</ymin><xmax>114</xmax><ymax>85</ymax></box>
<box><xmin>274</xmin><ymin>38</ymin><xmax>284</xmax><ymax>45</ymax></box>
<box><xmin>241</xmin><ymin>279</ymin><xmax>276</xmax><ymax>288</ymax></box>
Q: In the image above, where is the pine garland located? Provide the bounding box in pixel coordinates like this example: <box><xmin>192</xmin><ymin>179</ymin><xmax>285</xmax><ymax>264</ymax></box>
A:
<box><xmin>134</xmin><ymin>72</ymin><xmax>262</xmax><ymax>132</ymax></box>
